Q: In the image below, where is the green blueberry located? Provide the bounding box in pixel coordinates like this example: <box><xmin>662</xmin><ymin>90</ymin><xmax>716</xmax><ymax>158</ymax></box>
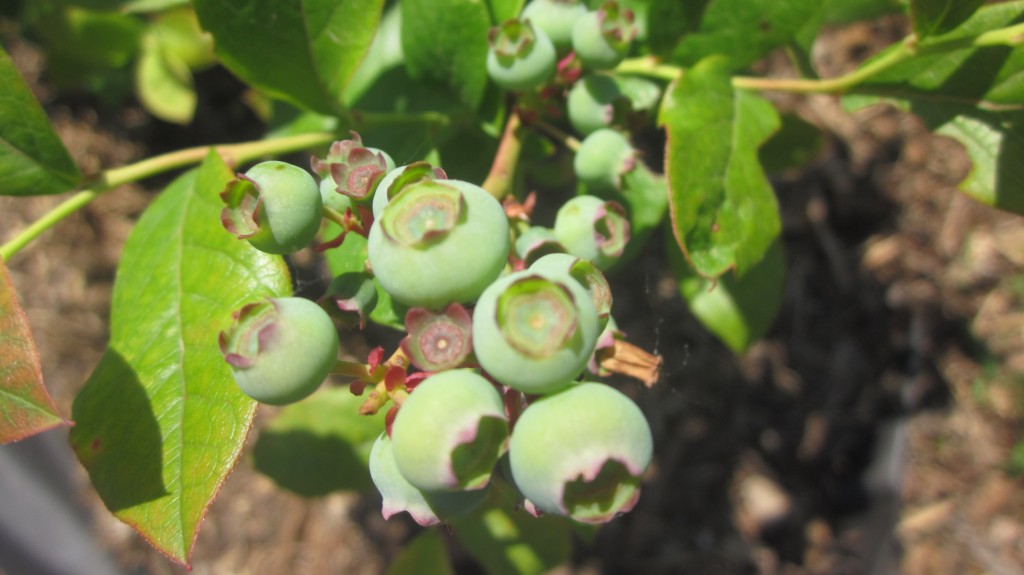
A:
<box><xmin>487</xmin><ymin>18</ymin><xmax>558</xmax><ymax>91</ymax></box>
<box><xmin>220</xmin><ymin>161</ymin><xmax>323</xmax><ymax>254</ymax></box>
<box><xmin>521</xmin><ymin>0</ymin><xmax>589</xmax><ymax>51</ymax></box>
<box><xmin>372</xmin><ymin>162</ymin><xmax>448</xmax><ymax>219</ymax></box>
<box><xmin>514</xmin><ymin>226</ymin><xmax>564</xmax><ymax>266</ymax></box>
<box><xmin>390</xmin><ymin>369</ymin><xmax>509</xmax><ymax>492</ymax></box>
<box><xmin>529</xmin><ymin>252</ymin><xmax>612</xmax><ymax>331</ymax></box>
<box><xmin>573</xmin><ymin>128</ymin><xmax>635</xmax><ymax>193</ymax></box>
<box><xmin>367</xmin><ymin>179</ymin><xmax>510</xmax><ymax>309</ymax></box>
<box><xmin>370</xmin><ymin>432</ymin><xmax>490</xmax><ymax>526</ymax></box>
<box><xmin>567</xmin><ymin>73</ymin><xmax>626</xmax><ymax>136</ymax></box>
<box><xmin>472</xmin><ymin>268</ymin><xmax>600</xmax><ymax>393</ymax></box>
<box><xmin>218</xmin><ymin>297</ymin><xmax>339</xmax><ymax>405</ymax></box>
<box><xmin>509</xmin><ymin>382</ymin><xmax>652</xmax><ymax>523</ymax></box>
<box><xmin>553</xmin><ymin>195</ymin><xmax>630</xmax><ymax>269</ymax></box>
<box><xmin>571</xmin><ymin>1</ymin><xmax>637</xmax><ymax>70</ymax></box>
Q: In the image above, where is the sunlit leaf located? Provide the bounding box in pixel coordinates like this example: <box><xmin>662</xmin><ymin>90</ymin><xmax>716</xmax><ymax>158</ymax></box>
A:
<box><xmin>844</xmin><ymin>2</ymin><xmax>1024</xmax><ymax>214</ymax></box>
<box><xmin>69</xmin><ymin>151</ymin><xmax>291</xmax><ymax>566</ymax></box>
<box><xmin>194</xmin><ymin>0</ymin><xmax>384</xmax><ymax>114</ymax></box>
<box><xmin>659</xmin><ymin>55</ymin><xmax>781</xmax><ymax>279</ymax></box>
<box><xmin>0</xmin><ymin>46</ymin><xmax>80</xmax><ymax>196</ymax></box>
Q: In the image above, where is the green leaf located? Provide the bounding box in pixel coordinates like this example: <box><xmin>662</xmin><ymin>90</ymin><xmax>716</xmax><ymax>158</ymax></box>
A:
<box><xmin>486</xmin><ymin>0</ymin><xmax>525</xmax><ymax>23</ymax></box>
<box><xmin>344</xmin><ymin>4</ymin><xmax>404</xmax><ymax>105</ymax></box>
<box><xmin>843</xmin><ymin>2</ymin><xmax>1024</xmax><ymax>214</ymax></box>
<box><xmin>400</xmin><ymin>0</ymin><xmax>491</xmax><ymax>109</ymax></box>
<box><xmin>385</xmin><ymin>530</ymin><xmax>455</xmax><ymax>575</ymax></box>
<box><xmin>0</xmin><ymin>257</ymin><xmax>68</xmax><ymax>444</ymax></box>
<box><xmin>451</xmin><ymin>486</ymin><xmax>572</xmax><ymax>575</ymax></box>
<box><xmin>822</xmin><ymin>0</ymin><xmax>901</xmax><ymax>25</ymax></box>
<box><xmin>646</xmin><ymin>0</ymin><xmax>711</xmax><ymax>55</ymax></box>
<box><xmin>654</xmin><ymin>0</ymin><xmax>821</xmax><ymax>70</ymax></box>
<box><xmin>68</xmin><ymin>151</ymin><xmax>291</xmax><ymax>566</ymax></box>
<box><xmin>758</xmin><ymin>113</ymin><xmax>825</xmax><ymax>174</ymax></box>
<box><xmin>617</xmin><ymin>159</ymin><xmax>669</xmax><ymax>265</ymax></box>
<box><xmin>32</xmin><ymin>7</ymin><xmax>143</xmax><ymax>93</ymax></box>
<box><xmin>670</xmin><ymin>233</ymin><xmax>785</xmax><ymax>353</ymax></box>
<box><xmin>252</xmin><ymin>387</ymin><xmax>384</xmax><ymax>496</ymax></box>
<box><xmin>910</xmin><ymin>0</ymin><xmax>986</xmax><ymax>38</ymax></box>
<box><xmin>193</xmin><ymin>0</ymin><xmax>384</xmax><ymax>115</ymax></box>
<box><xmin>659</xmin><ymin>55</ymin><xmax>781</xmax><ymax>279</ymax></box>
<box><xmin>0</xmin><ymin>46</ymin><xmax>80</xmax><ymax>196</ymax></box>
<box><xmin>135</xmin><ymin>40</ymin><xmax>196</xmax><ymax>125</ymax></box>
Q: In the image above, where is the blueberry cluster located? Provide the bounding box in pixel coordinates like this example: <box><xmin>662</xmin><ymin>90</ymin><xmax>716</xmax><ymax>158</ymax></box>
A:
<box><xmin>215</xmin><ymin>126</ymin><xmax>654</xmax><ymax>525</ymax></box>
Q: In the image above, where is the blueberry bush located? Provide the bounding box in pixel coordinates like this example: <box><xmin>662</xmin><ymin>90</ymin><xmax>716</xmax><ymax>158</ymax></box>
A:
<box><xmin>1</xmin><ymin>0</ymin><xmax>1022</xmax><ymax>571</ymax></box>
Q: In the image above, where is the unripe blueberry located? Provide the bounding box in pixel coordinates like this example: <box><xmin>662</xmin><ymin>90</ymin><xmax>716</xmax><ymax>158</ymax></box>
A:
<box><xmin>530</xmin><ymin>252</ymin><xmax>612</xmax><ymax>331</ymax></box>
<box><xmin>573</xmin><ymin>128</ymin><xmax>635</xmax><ymax>193</ymax></box>
<box><xmin>220</xmin><ymin>161</ymin><xmax>322</xmax><ymax>254</ymax></box>
<box><xmin>571</xmin><ymin>1</ymin><xmax>637</xmax><ymax>70</ymax></box>
<box><xmin>372</xmin><ymin>162</ymin><xmax>448</xmax><ymax>219</ymax></box>
<box><xmin>367</xmin><ymin>179</ymin><xmax>510</xmax><ymax>309</ymax></box>
<box><xmin>509</xmin><ymin>382</ymin><xmax>652</xmax><ymax>523</ymax></box>
<box><xmin>487</xmin><ymin>18</ymin><xmax>557</xmax><ymax>91</ymax></box>
<box><xmin>472</xmin><ymin>269</ymin><xmax>600</xmax><ymax>394</ymax></box>
<box><xmin>553</xmin><ymin>195</ymin><xmax>630</xmax><ymax>269</ymax></box>
<box><xmin>567</xmin><ymin>73</ymin><xmax>626</xmax><ymax>136</ymax></box>
<box><xmin>390</xmin><ymin>370</ymin><xmax>509</xmax><ymax>492</ymax></box>
<box><xmin>370</xmin><ymin>432</ymin><xmax>489</xmax><ymax>526</ymax></box>
<box><xmin>521</xmin><ymin>0</ymin><xmax>588</xmax><ymax>51</ymax></box>
<box><xmin>514</xmin><ymin>226</ymin><xmax>564</xmax><ymax>267</ymax></box>
<box><xmin>219</xmin><ymin>297</ymin><xmax>339</xmax><ymax>405</ymax></box>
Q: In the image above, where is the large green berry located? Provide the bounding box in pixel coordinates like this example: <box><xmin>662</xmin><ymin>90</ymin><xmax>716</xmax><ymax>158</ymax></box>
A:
<box><xmin>553</xmin><ymin>195</ymin><xmax>630</xmax><ymax>269</ymax></box>
<box><xmin>509</xmin><ymin>382</ymin><xmax>652</xmax><ymax>523</ymax></box>
<box><xmin>219</xmin><ymin>297</ymin><xmax>339</xmax><ymax>405</ymax></box>
<box><xmin>390</xmin><ymin>370</ymin><xmax>509</xmax><ymax>492</ymax></box>
<box><xmin>472</xmin><ymin>269</ymin><xmax>600</xmax><ymax>394</ymax></box>
<box><xmin>487</xmin><ymin>18</ymin><xmax>557</xmax><ymax>91</ymax></box>
<box><xmin>573</xmin><ymin>128</ymin><xmax>635</xmax><ymax>193</ymax></box>
<box><xmin>530</xmin><ymin>252</ymin><xmax>612</xmax><ymax>331</ymax></box>
<box><xmin>369</xmin><ymin>432</ymin><xmax>489</xmax><ymax>526</ymax></box>
<box><xmin>220</xmin><ymin>161</ymin><xmax>322</xmax><ymax>254</ymax></box>
<box><xmin>521</xmin><ymin>0</ymin><xmax>588</xmax><ymax>51</ymax></box>
<box><xmin>567</xmin><ymin>73</ymin><xmax>626</xmax><ymax>136</ymax></box>
<box><xmin>367</xmin><ymin>179</ymin><xmax>510</xmax><ymax>309</ymax></box>
<box><xmin>372</xmin><ymin>162</ymin><xmax>448</xmax><ymax>219</ymax></box>
<box><xmin>571</xmin><ymin>1</ymin><xmax>637</xmax><ymax>70</ymax></box>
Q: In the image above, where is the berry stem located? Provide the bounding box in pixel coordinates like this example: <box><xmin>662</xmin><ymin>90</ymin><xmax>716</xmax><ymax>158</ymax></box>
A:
<box><xmin>0</xmin><ymin>132</ymin><xmax>335</xmax><ymax>261</ymax></box>
<box><xmin>481</xmin><ymin>111</ymin><xmax>524</xmax><ymax>200</ymax></box>
<box><xmin>530</xmin><ymin>118</ymin><xmax>581</xmax><ymax>153</ymax></box>
<box><xmin>332</xmin><ymin>359</ymin><xmax>375</xmax><ymax>379</ymax></box>
<box><xmin>322</xmin><ymin>206</ymin><xmax>349</xmax><ymax>228</ymax></box>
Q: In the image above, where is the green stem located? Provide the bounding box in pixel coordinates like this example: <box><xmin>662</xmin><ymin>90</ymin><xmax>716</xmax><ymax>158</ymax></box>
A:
<box><xmin>0</xmin><ymin>132</ymin><xmax>334</xmax><ymax>261</ymax></box>
<box><xmin>532</xmin><ymin>119</ymin><xmax>581</xmax><ymax>153</ymax></box>
<box><xmin>332</xmin><ymin>359</ymin><xmax>373</xmax><ymax>379</ymax></box>
<box><xmin>615</xmin><ymin>21</ymin><xmax>1024</xmax><ymax>94</ymax></box>
<box><xmin>482</xmin><ymin>111</ymin><xmax>524</xmax><ymax>200</ymax></box>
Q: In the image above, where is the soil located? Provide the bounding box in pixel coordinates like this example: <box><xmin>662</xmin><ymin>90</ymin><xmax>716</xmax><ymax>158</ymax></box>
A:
<box><xmin>2</xmin><ymin>12</ymin><xmax>1023</xmax><ymax>575</ymax></box>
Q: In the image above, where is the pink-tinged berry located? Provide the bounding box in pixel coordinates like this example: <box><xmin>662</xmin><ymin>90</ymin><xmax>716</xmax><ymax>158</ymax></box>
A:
<box><xmin>400</xmin><ymin>303</ymin><xmax>474</xmax><ymax>372</ymax></box>
<box><xmin>368</xmin><ymin>179</ymin><xmax>510</xmax><ymax>309</ymax></box>
<box><xmin>390</xmin><ymin>370</ymin><xmax>509</xmax><ymax>492</ymax></box>
<box><xmin>553</xmin><ymin>195</ymin><xmax>631</xmax><ymax>269</ymax></box>
<box><xmin>472</xmin><ymin>268</ymin><xmax>600</xmax><ymax>394</ymax></box>
<box><xmin>571</xmin><ymin>1</ymin><xmax>637</xmax><ymax>70</ymax></box>
<box><xmin>369</xmin><ymin>432</ymin><xmax>489</xmax><ymax>526</ymax></box>
<box><xmin>509</xmin><ymin>382</ymin><xmax>652</xmax><ymax>523</ymax></box>
<box><xmin>219</xmin><ymin>297</ymin><xmax>339</xmax><ymax>405</ymax></box>
<box><xmin>220</xmin><ymin>161</ymin><xmax>322</xmax><ymax>254</ymax></box>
